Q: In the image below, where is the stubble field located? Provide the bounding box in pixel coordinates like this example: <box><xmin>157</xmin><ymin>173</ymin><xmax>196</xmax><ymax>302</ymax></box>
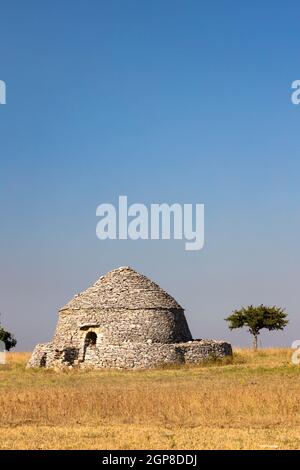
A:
<box><xmin>0</xmin><ymin>349</ymin><xmax>299</xmax><ymax>450</ymax></box>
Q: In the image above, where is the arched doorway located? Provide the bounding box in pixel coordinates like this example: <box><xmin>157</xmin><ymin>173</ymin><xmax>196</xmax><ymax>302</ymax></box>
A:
<box><xmin>85</xmin><ymin>331</ymin><xmax>97</xmax><ymax>347</ymax></box>
<box><xmin>82</xmin><ymin>331</ymin><xmax>98</xmax><ymax>362</ymax></box>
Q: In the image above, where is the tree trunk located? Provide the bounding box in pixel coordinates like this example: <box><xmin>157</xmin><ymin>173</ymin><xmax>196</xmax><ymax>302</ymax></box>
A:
<box><xmin>252</xmin><ymin>334</ymin><xmax>258</xmax><ymax>350</ymax></box>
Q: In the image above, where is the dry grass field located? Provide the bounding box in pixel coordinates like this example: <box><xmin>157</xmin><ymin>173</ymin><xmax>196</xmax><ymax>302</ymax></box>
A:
<box><xmin>0</xmin><ymin>349</ymin><xmax>300</xmax><ymax>450</ymax></box>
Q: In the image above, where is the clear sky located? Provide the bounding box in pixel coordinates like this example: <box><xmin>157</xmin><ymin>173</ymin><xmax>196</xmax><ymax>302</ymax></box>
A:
<box><xmin>0</xmin><ymin>1</ymin><xmax>299</xmax><ymax>350</ymax></box>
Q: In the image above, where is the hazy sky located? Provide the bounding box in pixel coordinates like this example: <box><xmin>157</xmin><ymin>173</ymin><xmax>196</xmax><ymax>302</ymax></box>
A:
<box><xmin>0</xmin><ymin>1</ymin><xmax>299</xmax><ymax>350</ymax></box>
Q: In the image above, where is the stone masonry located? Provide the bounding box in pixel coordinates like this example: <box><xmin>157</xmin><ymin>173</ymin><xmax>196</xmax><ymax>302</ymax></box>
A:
<box><xmin>27</xmin><ymin>267</ymin><xmax>232</xmax><ymax>369</ymax></box>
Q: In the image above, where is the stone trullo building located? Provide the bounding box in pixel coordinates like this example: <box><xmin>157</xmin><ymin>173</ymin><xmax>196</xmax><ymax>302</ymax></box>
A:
<box><xmin>28</xmin><ymin>267</ymin><xmax>232</xmax><ymax>369</ymax></box>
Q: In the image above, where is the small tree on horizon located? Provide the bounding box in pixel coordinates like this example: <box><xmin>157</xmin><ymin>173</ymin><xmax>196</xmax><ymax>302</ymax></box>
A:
<box><xmin>225</xmin><ymin>304</ymin><xmax>288</xmax><ymax>350</ymax></box>
<box><xmin>0</xmin><ymin>317</ymin><xmax>17</xmax><ymax>351</ymax></box>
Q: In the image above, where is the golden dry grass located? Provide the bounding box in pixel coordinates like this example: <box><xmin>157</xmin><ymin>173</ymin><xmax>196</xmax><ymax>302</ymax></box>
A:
<box><xmin>0</xmin><ymin>349</ymin><xmax>300</xmax><ymax>449</ymax></box>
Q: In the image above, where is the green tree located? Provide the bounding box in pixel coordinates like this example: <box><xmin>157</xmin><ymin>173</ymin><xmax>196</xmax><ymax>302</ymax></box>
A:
<box><xmin>225</xmin><ymin>304</ymin><xmax>288</xmax><ymax>350</ymax></box>
<box><xmin>0</xmin><ymin>323</ymin><xmax>17</xmax><ymax>351</ymax></box>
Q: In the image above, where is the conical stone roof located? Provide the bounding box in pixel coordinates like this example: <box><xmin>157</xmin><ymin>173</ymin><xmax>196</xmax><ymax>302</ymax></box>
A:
<box><xmin>60</xmin><ymin>266</ymin><xmax>183</xmax><ymax>311</ymax></box>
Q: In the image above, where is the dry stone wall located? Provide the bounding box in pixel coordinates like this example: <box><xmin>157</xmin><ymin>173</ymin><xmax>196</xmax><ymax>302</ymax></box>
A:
<box><xmin>27</xmin><ymin>339</ymin><xmax>232</xmax><ymax>369</ymax></box>
<box><xmin>82</xmin><ymin>340</ymin><xmax>232</xmax><ymax>369</ymax></box>
<box><xmin>60</xmin><ymin>267</ymin><xmax>182</xmax><ymax>311</ymax></box>
<box><xmin>27</xmin><ymin>267</ymin><xmax>233</xmax><ymax>370</ymax></box>
<box><xmin>53</xmin><ymin>307</ymin><xmax>192</xmax><ymax>348</ymax></box>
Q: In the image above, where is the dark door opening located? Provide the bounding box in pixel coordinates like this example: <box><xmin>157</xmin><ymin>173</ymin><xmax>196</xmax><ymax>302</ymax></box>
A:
<box><xmin>82</xmin><ymin>331</ymin><xmax>97</xmax><ymax>363</ymax></box>
<box><xmin>85</xmin><ymin>331</ymin><xmax>97</xmax><ymax>347</ymax></box>
<box><xmin>40</xmin><ymin>353</ymin><xmax>47</xmax><ymax>367</ymax></box>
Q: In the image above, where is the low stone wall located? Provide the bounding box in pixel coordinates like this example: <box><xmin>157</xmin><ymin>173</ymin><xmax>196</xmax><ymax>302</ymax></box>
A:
<box><xmin>82</xmin><ymin>343</ymin><xmax>181</xmax><ymax>369</ymax></box>
<box><xmin>27</xmin><ymin>339</ymin><xmax>232</xmax><ymax>370</ymax></box>
<box><xmin>27</xmin><ymin>342</ymin><xmax>79</xmax><ymax>369</ymax></box>
<box><xmin>177</xmin><ymin>339</ymin><xmax>233</xmax><ymax>364</ymax></box>
<box><xmin>82</xmin><ymin>340</ymin><xmax>232</xmax><ymax>369</ymax></box>
<box><xmin>26</xmin><ymin>342</ymin><xmax>54</xmax><ymax>368</ymax></box>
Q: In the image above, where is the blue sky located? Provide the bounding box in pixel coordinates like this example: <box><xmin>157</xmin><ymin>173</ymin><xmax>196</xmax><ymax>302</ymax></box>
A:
<box><xmin>0</xmin><ymin>1</ymin><xmax>299</xmax><ymax>350</ymax></box>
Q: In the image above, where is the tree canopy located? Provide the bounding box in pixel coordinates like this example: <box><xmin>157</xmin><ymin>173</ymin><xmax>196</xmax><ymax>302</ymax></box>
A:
<box><xmin>0</xmin><ymin>324</ymin><xmax>17</xmax><ymax>351</ymax></box>
<box><xmin>225</xmin><ymin>304</ymin><xmax>288</xmax><ymax>349</ymax></box>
